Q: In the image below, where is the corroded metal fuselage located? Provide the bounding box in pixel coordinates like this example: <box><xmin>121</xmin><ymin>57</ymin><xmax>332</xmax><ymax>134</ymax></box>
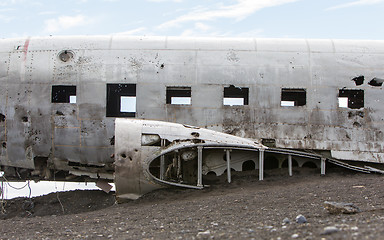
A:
<box><xmin>1</xmin><ymin>36</ymin><xmax>384</xmax><ymax>198</ymax></box>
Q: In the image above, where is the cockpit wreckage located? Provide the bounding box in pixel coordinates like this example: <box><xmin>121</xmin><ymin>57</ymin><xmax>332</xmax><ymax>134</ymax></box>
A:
<box><xmin>1</xmin><ymin>36</ymin><xmax>384</xmax><ymax>200</ymax></box>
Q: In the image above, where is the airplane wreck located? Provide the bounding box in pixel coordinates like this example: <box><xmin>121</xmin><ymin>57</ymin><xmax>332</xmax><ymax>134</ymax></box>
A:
<box><xmin>1</xmin><ymin>36</ymin><xmax>384</xmax><ymax>199</ymax></box>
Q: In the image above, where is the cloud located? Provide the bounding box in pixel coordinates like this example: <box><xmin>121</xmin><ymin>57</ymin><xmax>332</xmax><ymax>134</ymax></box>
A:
<box><xmin>0</xmin><ymin>14</ymin><xmax>14</xmax><ymax>23</ymax></box>
<box><xmin>38</xmin><ymin>11</ymin><xmax>57</xmax><ymax>16</ymax></box>
<box><xmin>157</xmin><ymin>0</ymin><xmax>299</xmax><ymax>30</ymax></box>
<box><xmin>112</xmin><ymin>27</ymin><xmax>148</xmax><ymax>36</ymax></box>
<box><xmin>0</xmin><ymin>0</ymin><xmax>19</xmax><ymax>6</ymax></box>
<box><xmin>43</xmin><ymin>15</ymin><xmax>93</xmax><ymax>33</ymax></box>
<box><xmin>147</xmin><ymin>0</ymin><xmax>183</xmax><ymax>2</ymax></box>
<box><xmin>326</xmin><ymin>0</ymin><xmax>384</xmax><ymax>10</ymax></box>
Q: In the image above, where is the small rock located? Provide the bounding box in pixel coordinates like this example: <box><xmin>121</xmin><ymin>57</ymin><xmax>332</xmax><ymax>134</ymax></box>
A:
<box><xmin>322</xmin><ymin>226</ymin><xmax>339</xmax><ymax>235</ymax></box>
<box><xmin>291</xmin><ymin>233</ymin><xmax>299</xmax><ymax>238</ymax></box>
<box><xmin>295</xmin><ymin>214</ymin><xmax>307</xmax><ymax>224</ymax></box>
<box><xmin>351</xmin><ymin>226</ymin><xmax>359</xmax><ymax>231</ymax></box>
<box><xmin>324</xmin><ymin>201</ymin><xmax>360</xmax><ymax>214</ymax></box>
<box><xmin>283</xmin><ymin>217</ymin><xmax>291</xmax><ymax>224</ymax></box>
<box><xmin>197</xmin><ymin>230</ymin><xmax>211</xmax><ymax>239</ymax></box>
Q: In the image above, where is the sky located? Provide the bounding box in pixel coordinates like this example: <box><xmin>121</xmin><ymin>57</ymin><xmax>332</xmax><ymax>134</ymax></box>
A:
<box><xmin>0</xmin><ymin>0</ymin><xmax>384</xmax><ymax>40</ymax></box>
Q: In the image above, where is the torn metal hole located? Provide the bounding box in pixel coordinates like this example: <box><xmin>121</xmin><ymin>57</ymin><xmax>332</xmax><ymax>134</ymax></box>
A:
<box><xmin>368</xmin><ymin>78</ymin><xmax>384</xmax><ymax>87</ymax></box>
<box><xmin>58</xmin><ymin>50</ymin><xmax>74</xmax><ymax>62</ymax></box>
<box><xmin>261</xmin><ymin>138</ymin><xmax>276</xmax><ymax>147</ymax></box>
<box><xmin>353</xmin><ymin>122</ymin><xmax>362</xmax><ymax>128</ymax></box>
<box><xmin>0</xmin><ymin>113</ymin><xmax>5</xmax><ymax>122</ymax></box>
<box><xmin>22</xmin><ymin>116</ymin><xmax>28</xmax><ymax>122</ymax></box>
<box><xmin>352</xmin><ymin>76</ymin><xmax>364</xmax><ymax>86</ymax></box>
<box><xmin>191</xmin><ymin>132</ymin><xmax>200</xmax><ymax>138</ymax></box>
<box><xmin>141</xmin><ymin>134</ymin><xmax>161</xmax><ymax>146</ymax></box>
<box><xmin>121</xmin><ymin>153</ymin><xmax>127</xmax><ymax>159</ymax></box>
<box><xmin>2</xmin><ymin>142</ymin><xmax>6</xmax><ymax>148</ymax></box>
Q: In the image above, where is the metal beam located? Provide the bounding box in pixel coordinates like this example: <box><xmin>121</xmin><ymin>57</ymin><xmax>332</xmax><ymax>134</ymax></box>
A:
<box><xmin>226</xmin><ymin>149</ymin><xmax>231</xmax><ymax>183</ymax></box>
<box><xmin>321</xmin><ymin>158</ymin><xmax>326</xmax><ymax>175</ymax></box>
<box><xmin>197</xmin><ymin>146</ymin><xmax>203</xmax><ymax>187</ymax></box>
<box><xmin>259</xmin><ymin>149</ymin><xmax>264</xmax><ymax>181</ymax></box>
<box><xmin>288</xmin><ymin>154</ymin><xmax>292</xmax><ymax>177</ymax></box>
<box><xmin>160</xmin><ymin>139</ymin><xmax>165</xmax><ymax>180</ymax></box>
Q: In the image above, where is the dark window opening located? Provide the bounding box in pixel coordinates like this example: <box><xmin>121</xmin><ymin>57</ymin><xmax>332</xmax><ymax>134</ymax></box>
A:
<box><xmin>52</xmin><ymin>85</ymin><xmax>76</xmax><ymax>103</ymax></box>
<box><xmin>223</xmin><ymin>85</ymin><xmax>249</xmax><ymax>106</ymax></box>
<box><xmin>166</xmin><ymin>87</ymin><xmax>191</xmax><ymax>105</ymax></box>
<box><xmin>338</xmin><ymin>89</ymin><xmax>364</xmax><ymax>109</ymax></box>
<box><xmin>106</xmin><ymin>84</ymin><xmax>136</xmax><ymax>117</ymax></box>
<box><xmin>281</xmin><ymin>88</ymin><xmax>306</xmax><ymax>106</ymax></box>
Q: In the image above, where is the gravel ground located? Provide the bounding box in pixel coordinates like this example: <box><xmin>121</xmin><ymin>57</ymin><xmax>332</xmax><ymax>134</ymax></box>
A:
<box><xmin>1</xmin><ymin>167</ymin><xmax>384</xmax><ymax>240</ymax></box>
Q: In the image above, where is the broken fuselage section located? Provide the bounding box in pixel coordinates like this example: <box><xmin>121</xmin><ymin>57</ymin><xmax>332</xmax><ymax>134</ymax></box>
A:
<box><xmin>114</xmin><ymin>119</ymin><xmax>268</xmax><ymax>199</ymax></box>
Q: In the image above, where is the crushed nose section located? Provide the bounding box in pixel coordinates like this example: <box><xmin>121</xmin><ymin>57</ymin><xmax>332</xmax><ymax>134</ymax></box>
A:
<box><xmin>114</xmin><ymin>119</ymin><xmax>162</xmax><ymax>201</ymax></box>
<box><xmin>114</xmin><ymin>119</ymin><xmax>267</xmax><ymax>201</ymax></box>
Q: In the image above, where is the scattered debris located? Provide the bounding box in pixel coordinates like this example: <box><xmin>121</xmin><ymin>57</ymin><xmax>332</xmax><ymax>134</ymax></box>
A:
<box><xmin>291</xmin><ymin>233</ymin><xmax>299</xmax><ymax>238</ymax></box>
<box><xmin>324</xmin><ymin>201</ymin><xmax>361</xmax><ymax>214</ymax></box>
<box><xmin>283</xmin><ymin>217</ymin><xmax>291</xmax><ymax>224</ymax></box>
<box><xmin>197</xmin><ymin>230</ymin><xmax>211</xmax><ymax>239</ymax></box>
<box><xmin>321</xmin><ymin>226</ymin><xmax>339</xmax><ymax>235</ymax></box>
<box><xmin>295</xmin><ymin>214</ymin><xmax>307</xmax><ymax>224</ymax></box>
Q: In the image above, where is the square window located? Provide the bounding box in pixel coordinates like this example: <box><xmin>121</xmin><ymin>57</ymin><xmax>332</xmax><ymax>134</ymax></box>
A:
<box><xmin>166</xmin><ymin>87</ymin><xmax>191</xmax><ymax>105</ymax></box>
<box><xmin>223</xmin><ymin>85</ymin><xmax>249</xmax><ymax>106</ymax></box>
<box><xmin>338</xmin><ymin>89</ymin><xmax>364</xmax><ymax>109</ymax></box>
<box><xmin>52</xmin><ymin>85</ymin><xmax>76</xmax><ymax>103</ymax></box>
<box><xmin>106</xmin><ymin>84</ymin><xmax>136</xmax><ymax>117</ymax></box>
<box><xmin>281</xmin><ymin>88</ymin><xmax>306</xmax><ymax>107</ymax></box>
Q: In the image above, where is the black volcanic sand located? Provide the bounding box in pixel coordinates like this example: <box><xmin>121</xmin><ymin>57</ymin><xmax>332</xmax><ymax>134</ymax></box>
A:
<box><xmin>1</xmin><ymin>167</ymin><xmax>384</xmax><ymax>239</ymax></box>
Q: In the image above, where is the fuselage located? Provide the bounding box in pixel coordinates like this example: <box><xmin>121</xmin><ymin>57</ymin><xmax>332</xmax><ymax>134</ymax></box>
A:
<box><xmin>1</xmin><ymin>36</ymin><xmax>384</xmax><ymax>181</ymax></box>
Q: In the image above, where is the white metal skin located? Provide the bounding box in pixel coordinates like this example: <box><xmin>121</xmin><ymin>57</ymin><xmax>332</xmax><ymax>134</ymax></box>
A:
<box><xmin>0</xmin><ymin>35</ymin><xmax>384</xmax><ymax>196</ymax></box>
<box><xmin>114</xmin><ymin>118</ymin><xmax>266</xmax><ymax>199</ymax></box>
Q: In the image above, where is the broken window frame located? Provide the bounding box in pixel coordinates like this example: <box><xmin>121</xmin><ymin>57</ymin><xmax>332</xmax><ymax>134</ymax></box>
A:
<box><xmin>106</xmin><ymin>83</ymin><xmax>136</xmax><ymax>117</ymax></box>
<box><xmin>166</xmin><ymin>86</ymin><xmax>192</xmax><ymax>105</ymax></box>
<box><xmin>51</xmin><ymin>85</ymin><xmax>77</xmax><ymax>104</ymax></box>
<box><xmin>223</xmin><ymin>85</ymin><xmax>249</xmax><ymax>106</ymax></box>
<box><xmin>281</xmin><ymin>88</ymin><xmax>306</xmax><ymax>107</ymax></box>
<box><xmin>338</xmin><ymin>89</ymin><xmax>364</xmax><ymax>109</ymax></box>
